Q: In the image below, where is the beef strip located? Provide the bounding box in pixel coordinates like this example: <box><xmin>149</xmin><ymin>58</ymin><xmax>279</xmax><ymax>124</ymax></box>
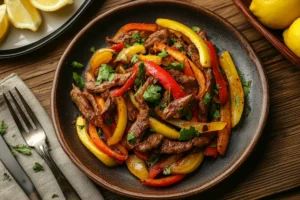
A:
<box><xmin>106</xmin><ymin>30</ymin><xmax>150</xmax><ymax>45</ymax></box>
<box><xmin>70</xmin><ymin>84</ymin><xmax>102</xmax><ymax>126</ymax></box>
<box><xmin>155</xmin><ymin>90</ymin><xmax>170</xmax><ymax>117</ymax></box>
<box><xmin>172</xmin><ymin>37</ymin><xmax>188</xmax><ymax>52</ymax></box>
<box><xmin>134</xmin><ymin>134</ymin><xmax>164</xmax><ymax>153</ymax></box>
<box><xmin>85</xmin><ymin>71</ymin><xmax>95</xmax><ymax>82</ymax></box>
<box><xmin>159</xmin><ymin>94</ymin><xmax>194</xmax><ymax>120</ymax></box>
<box><xmin>192</xmin><ymin>136</ymin><xmax>213</xmax><ymax>148</ymax></box>
<box><xmin>197</xmin><ymin>30</ymin><xmax>208</xmax><ymax>41</ymax></box>
<box><xmin>187</xmin><ymin>44</ymin><xmax>201</xmax><ymax>68</ymax></box>
<box><xmin>160</xmin><ymin>139</ymin><xmax>193</xmax><ymax>154</ymax></box>
<box><xmin>83</xmin><ymin>89</ymin><xmax>99</xmax><ymax>114</ymax></box>
<box><xmin>101</xmin><ymin>95</ymin><xmax>116</xmax><ymax>115</ymax></box>
<box><xmin>144</xmin><ymin>29</ymin><xmax>168</xmax><ymax>49</ymax></box>
<box><xmin>127</xmin><ymin>77</ymin><xmax>154</xmax><ymax>140</ymax></box>
<box><xmin>125</xmin><ymin>95</ymin><xmax>139</xmax><ymax>121</ymax></box>
<box><xmin>161</xmin><ymin>55</ymin><xmax>177</xmax><ymax>67</ymax></box>
<box><xmin>199</xmin><ymin>69</ymin><xmax>214</xmax><ymax>122</ymax></box>
<box><xmin>85</xmin><ymin>72</ymin><xmax>132</xmax><ymax>93</ymax></box>
<box><xmin>167</xmin><ymin>69</ymin><xmax>196</xmax><ymax>85</ymax></box>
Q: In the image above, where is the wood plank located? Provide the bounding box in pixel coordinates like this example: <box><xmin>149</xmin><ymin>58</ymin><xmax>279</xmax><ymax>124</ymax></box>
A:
<box><xmin>0</xmin><ymin>0</ymin><xmax>299</xmax><ymax>199</ymax></box>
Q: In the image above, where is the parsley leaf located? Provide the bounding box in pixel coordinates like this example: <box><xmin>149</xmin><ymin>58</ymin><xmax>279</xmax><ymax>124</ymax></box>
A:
<box><xmin>125</xmin><ymin>42</ymin><xmax>131</xmax><ymax>47</ymax></box>
<box><xmin>146</xmin><ymin>155</ymin><xmax>160</xmax><ymax>167</ymax></box>
<box><xmin>98</xmin><ymin>128</ymin><xmax>103</xmax><ymax>137</ymax></box>
<box><xmin>235</xmin><ymin>94</ymin><xmax>240</xmax><ymax>106</ymax></box>
<box><xmin>244</xmin><ymin>107</ymin><xmax>251</xmax><ymax>117</ymax></box>
<box><xmin>0</xmin><ymin>121</ymin><xmax>8</xmax><ymax>135</ymax></box>
<box><xmin>131</xmin><ymin>54</ymin><xmax>139</xmax><ymax>64</ymax></box>
<box><xmin>163</xmin><ymin>166</ymin><xmax>171</xmax><ymax>175</ymax></box>
<box><xmin>132</xmin><ymin>33</ymin><xmax>145</xmax><ymax>44</ymax></box>
<box><xmin>90</xmin><ymin>47</ymin><xmax>96</xmax><ymax>53</ymax></box>
<box><xmin>203</xmin><ymin>93</ymin><xmax>212</xmax><ymax>104</ymax></box>
<box><xmin>52</xmin><ymin>194</ymin><xmax>59</xmax><ymax>199</ymax></box>
<box><xmin>10</xmin><ymin>144</ymin><xmax>31</xmax><ymax>156</ymax></box>
<box><xmin>174</xmin><ymin>43</ymin><xmax>183</xmax><ymax>51</ymax></box>
<box><xmin>3</xmin><ymin>173</ymin><xmax>11</xmax><ymax>181</ymax></box>
<box><xmin>242</xmin><ymin>80</ymin><xmax>252</xmax><ymax>98</ymax></box>
<box><xmin>168</xmin><ymin>62</ymin><xmax>184</xmax><ymax>71</ymax></box>
<box><xmin>179</xmin><ymin>126</ymin><xmax>199</xmax><ymax>141</ymax></box>
<box><xmin>77</xmin><ymin>125</ymin><xmax>85</xmax><ymax>130</ymax></box>
<box><xmin>191</xmin><ymin>26</ymin><xmax>201</xmax><ymax>32</ymax></box>
<box><xmin>158</xmin><ymin>49</ymin><xmax>168</xmax><ymax>58</ymax></box>
<box><xmin>72</xmin><ymin>72</ymin><xmax>85</xmax><ymax>89</ymax></box>
<box><xmin>143</xmin><ymin>85</ymin><xmax>162</xmax><ymax>102</ymax></box>
<box><xmin>71</xmin><ymin>61</ymin><xmax>84</xmax><ymax>69</ymax></box>
<box><xmin>213</xmin><ymin>110</ymin><xmax>220</xmax><ymax>119</ymax></box>
<box><xmin>96</xmin><ymin>64</ymin><xmax>115</xmax><ymax>85</ymax></box>
<box><xmin>33</xmin><ymin>162</ymin><xmax>44</xmax><ymax>173</ymax></box>
<box><xmin>186</xmin><ymin>52</ymin><xmax>192</xmax><ymax>58</ymax></box>
<box><xmin>159</xmin><ymin>102</ymin><xmax>167</xmax><ymax>110</ymax></box>
<box><xmin>135</xmin><ymin>62</ymin><xmax>145</xmax><ymax>86</ymax></box>
<box><xmin>216</xmin><ymin>84</ymin><xmax>220</xmax><ymax>89</ymax></box>
<box><xmin>127</xmin><ymin>132</ymin><xmax>136</xmax><ymax>144</ymax></box>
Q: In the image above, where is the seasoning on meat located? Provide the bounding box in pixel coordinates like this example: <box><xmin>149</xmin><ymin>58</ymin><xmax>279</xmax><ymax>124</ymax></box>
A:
<box><xmin>160</xmin><ymin>139</ymin><xmax>193</xmax><ymax>154</ymax></box>
<box><xmin>135</xmin><ymin>134</ymin><xmax>164</xmax><ymax>153</ymax></box>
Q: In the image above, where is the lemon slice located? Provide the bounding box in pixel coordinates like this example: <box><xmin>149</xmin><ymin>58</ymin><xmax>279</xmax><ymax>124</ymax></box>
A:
<box><xmin>0</xmin><ymin>4</ymin><xmax>9</xmax><ymax>41</ymax></box>
<box><xmin>5</xmin><ymin>0</ymin><xmax>42</xmax><ymax>32</ymax></box>
<box><xmin>30</xmin><ymin>0</ymin><xmax>74</xmax><ymax>12</ymax></box>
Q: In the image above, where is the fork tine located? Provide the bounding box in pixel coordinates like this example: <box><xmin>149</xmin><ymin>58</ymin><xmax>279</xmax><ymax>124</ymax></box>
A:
<box><xmin>3</xmin><ymin>93</ymin><xmax>27</xmax><ymax>134</ymax></box>
<box><xmin>14</xmin><ymin>88</ymin><xmax>43</xmax><ymax>130</ymax></box>
<box><xmin>8</xmin><ymin>90</ymin><xmax>34</xmax><ymax>130</ymax></box>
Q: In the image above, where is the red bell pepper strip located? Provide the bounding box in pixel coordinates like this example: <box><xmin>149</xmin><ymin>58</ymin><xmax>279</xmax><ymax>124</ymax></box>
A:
<box><xmin>206</xmin><ymin>41</ymin><xmax>228</xmax><ymax>104</ymax></box>
<box><xmin>133</xmin><ymin>150</ymin><xmax>148</xmax><ymax>161</ymax></box>
<box><xmin>143</xmin><ymin>61</ymin><xmax>186</xmax><ymax>99</ymax></box>
<box><xmin>141</xmin><ymin>175</ymin><xmax>185</xmax><ymax>187</ymax></box>
<box><xmin>204</xmin><ymin>147</ymin><xmax>218</xmax><ymax>159</ymax></box>
<box><xmin>109</xmin><ymin>43</ymin><xmax>125</xmax><ymax>52</ymax></box>
<box><xmin>183</xmin><ymin>59</ymin><xmax>195</xmax><ymax>78</ymax></box>
<box><xmin>112</xmin><ymin>23</ymin><xmax>158</xmax><ymax>40</ymax></box>
<box><xmin>89</xmin><ymin>123</ymin><xmax>128</xmax><ymax>161</ymax></box>
<box><xmin>113</xmin><ymin>70</ymin><xmax>138</xmax><ymax>97</ymax></box>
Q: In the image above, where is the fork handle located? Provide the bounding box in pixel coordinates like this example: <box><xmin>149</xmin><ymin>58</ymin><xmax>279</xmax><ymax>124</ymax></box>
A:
<box><xmin>36</xmin><ymin>145</ymin><xmax>81</xmax><ymax>200</ymax></box>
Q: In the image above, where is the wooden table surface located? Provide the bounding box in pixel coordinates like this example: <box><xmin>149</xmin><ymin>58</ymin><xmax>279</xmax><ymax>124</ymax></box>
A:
<box><xmin>1</xmin><ymin>0</ymin><xmax>300</xmax><ymax>199</ymax></box>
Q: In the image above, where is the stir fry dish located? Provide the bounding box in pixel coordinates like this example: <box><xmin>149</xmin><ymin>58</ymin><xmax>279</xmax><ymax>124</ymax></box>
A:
<box><xmin>71</xmin><ymin>18</ymin><xmax>247</xmax><ymax>187</ymax></box>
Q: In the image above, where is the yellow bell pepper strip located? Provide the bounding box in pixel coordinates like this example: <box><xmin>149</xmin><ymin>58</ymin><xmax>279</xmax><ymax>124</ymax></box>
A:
<box><xmin>219</xmin><ymin>51</ymin><xmax>244</xmax><ymax>127</ymax></box>
<box><xmin>204</xmin><ymin>147</ymin><xmax>218</xmax><ymax>158</ymax></box>
<box><xmin>217</xmin><ymin>94</ymin><xmax>232</xmax><ymax>156</ymax></box>
<box><xmin>112</xmin><ymin>23</ymin><xmax>158</xmax><ymax>41</ymax></box>
<box><xmin>156</xmin><ymin>18</ymin><xmax>211</xmax><ymax>67</ymax></box>
<box><xmin>89</xmin><ymin>48</ymin><xmax>115</xmax><ymax>77</ymax></box>
<box><xmin>107</xmin><ymin>97</ymin><xmax>127</xmax><ymax>145</ymax></box>
<box><xmin>76</xmin><ymin>116</ymin><xmax>117</xmax><ymax>167</ymax></box>
<box><xmin>115</xmin><ymin>45</ymin><xmax>146</xmax><ymax>64</ymax></box>
<box><xmin>128</xmin><ymin>91</ymin><xmax>180</xmax><ymax>140</ymax></box>
<box><xmin>166</xmin><ymin>119</ymin><xmax>227</xmax><ymax>134</ymax></box>
<box><xmin>153</xmin><ymin>42</ymin><xmax>206</xmax><ymax>98</ymax></box>
<box><xmin>141</xmin><ymin>175</ymin><xmax>185</xmax><ymax>187</ymax></box>
<box><xmin>138</xmin><ymin>54</ymin><xmax>162</xmax><ymax>65</ymax></box>
<box><xmin>126</xmin><ymin>154</ymin><xmax>149</xmax><ymax>180</ymax></box>
<box><xmin>170</xmin><ymin>151</ymin><xmax>204</xmax><ymax>174</ymax></box>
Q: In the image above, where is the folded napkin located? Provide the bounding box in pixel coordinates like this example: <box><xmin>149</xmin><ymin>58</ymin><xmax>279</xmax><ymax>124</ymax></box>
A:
<box><xmin>0</xmin><ymin>74</ymin><xmax>104</xmax><ymax>200</ymax></box>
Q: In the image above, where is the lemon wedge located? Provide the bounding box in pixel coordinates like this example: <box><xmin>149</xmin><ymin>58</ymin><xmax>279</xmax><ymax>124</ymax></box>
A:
<box><xmin>0</xmin><ymin>4</ymin><xmax>9</xmax><ymax>41</ymax></box>
<box><xmin>283</xmin><ymin>18</ymin><xmax>300</xmax><ymax>57</ymax></box>
<box><xmin>5</xmin><ymin>0</ymin><xmax>42</xmax><ymax>32</ymax></box>
<box><xmin>30</xmin><ymin>0</ymin><xmax>74</xmax><ymax>12</ymax></box>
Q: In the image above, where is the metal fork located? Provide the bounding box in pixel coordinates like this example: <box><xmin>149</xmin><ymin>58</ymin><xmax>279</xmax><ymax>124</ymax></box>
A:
<box><xmin>3</xmin><ymin>88</ymin><xmax>81</xmax><ymax>200</ymax></box>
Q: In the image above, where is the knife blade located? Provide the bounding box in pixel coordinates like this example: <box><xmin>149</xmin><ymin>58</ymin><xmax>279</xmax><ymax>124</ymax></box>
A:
<box><xmin>0</xmin><ymin>136</ymin><xmax>41</xmax><ymax>200</ymax></box>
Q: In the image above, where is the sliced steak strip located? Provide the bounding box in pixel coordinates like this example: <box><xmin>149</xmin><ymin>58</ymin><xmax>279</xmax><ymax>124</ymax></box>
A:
<box><xmin>192</xmin><ymin>136</ymin><xmax>213</xmax><ymax>148</ymax></box>
<box><xmin>159</xmin><ymin>94</ymin><xmax>193</xmax><ymax>120</ymax></box>
<box><xmin>101</xmin><ymin>95</ymin><xmax>116</xmax><ymax>115</ymax></box>
<box><xmin>160</xmin><ymin>139</ymin><xmax>193</xmax><ymax>154</ymax></box>
<box><xmin>144</xmin><ymin>29</ymin><xmax>168</xmax><ymax>49</ymax></box>
<box><xmin>187</xmin><ymin>44</ymin><xmax>201</xmax><ymax>68</ymax></box>
<box><xmin>135</xmin><ymin>134</ymin><xmax>164</xmax><ymax>153</ymax></box>
<box><xmin>197</xmin><ymin>30</ymin><xmax>208</xmax><ymax>41</ymax></box>
<box><xmin>106</xmin><ymin>30</ymin><xmax>150</xmax><ymax>44</ymax></box>
<box><xmin>167</xmin><ymin>69</ymin><xmax>196</xmax><ymax>85</ymax></box>
<box><xmin>125</xmin><ymin>95</ymin><xmax>139</xmax><ymax>121</ymax></box>
<box><xmin>85</xmin><ymin>72</ymin><xmax>132</xmax><ymax>93</ymax></box>
<box><xmin>70</xmin><ymin>85</ymin><xmax>102</xmax><ymax>126</ymax></box>
<box><xmin>85</xmin><ymin>71</ymin><xmax>95</xmax><ymax>82</ymax></box>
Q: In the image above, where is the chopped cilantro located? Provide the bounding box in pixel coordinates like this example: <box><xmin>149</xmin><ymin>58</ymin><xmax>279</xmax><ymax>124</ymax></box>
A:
<box><xmin>135</xmin><ymin>62</ymin><xmax>145</xmax><ymax>86</ymax></box>
<box><xmin>71</xmin><ymin>61</ymin><xmax>84</xmax><ymax>69</ymax></box>
<box><xmin>72</xmin><ymin>72</ymin><xmax>85</xmax><ymax>89</ymax></box>
<box><xmin>213</xmin><ymin>110</ymin><xmax>220</xmax><ymax>119</ymax></box>
<box><xmin>163</xmin><ymin>166</ymin><xmax>171</xmax><ymax>175</ymax></box>
<box><xmin>191</xmin><ymin>26</ymin><xmax>201</xmax><ymax>32</ymax></box>
<box><xmin>3</xmin><ymin>173</ymin><xmax>11</xmax><ymax>181</ymax></box>
<box><xmin>203</xmin><ymin>93</ymin><xmax>212</xmax><ymax>104</ymax></box>
<box><xmin>213</xmin><ymin>89</ymin><xmax>218</xmax><ymax>95</ymax></box>
<box><xmin>146</xmin><ymin>155</ymin><xmax>160</xmax><ymax>167</ymax></box>
<box><xmin>244</xmin><ymin>107</ymin><xmax>251</xmax><ymax>117</ymax></box>
<box><xmin>158</xmin><ymin>49</ymin><xmax>168</xmax><ymax>58</ymax></box>
<box><xmin>172</xmin><ymin>39</ymin><xmax>177</xmax><ymax>44</ymax></box>
<box><xmin>77</xmin><ymin>125</ymin><xmax>85</xmax><ymax>130</ymax></box>
<box><xmin>104</xmin><ymin>116</ymin><xmax>113</xmax><ymax>126</ymax></box>
<box><xmin>235</xmin><ymin>94</ymin><xmax>240</xmax><ymax>106</ymax></box>
<box><xmin>52</xmin><ymin>194</ymin><xmax>59</xmax><ymax>199</ymax></box>
<box><xmin>96</xmin><ymin>64</ymin><xmax>115</xmax><ymax>85</ymax></box>
<box><xmin>174</xmin><ymin>43</ymin><xmax>183</xmax><ymax>51</ymax></box>
<box><xmin>159</xmin><ymin>102</ymin><xmax>167</xmax><ymax>110</ymax></box>
<box><xmin>0</xmin><ymin>121</ymin><xmax>8</xmax><ymax>135</ymax></box>
<box><xmin>131</xmin><ymin>54</ymin><xmax>139</xmax><ymax>64</ymax></box>
<box><xmin>131</xmin><ymin>33</ymin><xmax>145</xmax><ymax>44</ymax></box>
<box><xmin>216</xmin><ymin>84</ymin><xmax>220</xmax><ymax>89</ymax></box>
<box><xmin>166</xmin><ymin>38</ymin><xmax>172</xmax><ymax>46</ymax></box>
<box><xmin>125</xmin><ymin>42</ymin><xmax>131</xmax><ymax>47</ymax></box>
<box><xmin>143</xmin><ymin>85</ymin><xmax>162</xmax><ymax>102</ymax></box>
<box><xmin>10</xmin><ymin>144</ymin><xmax>31</xmax><ymax>156</ymax></box>
<box><xmin>127</xmin><ymin>132</ymin><xmax>136</xmax><ymax>144</ymax></box>
<box><xmin>242</xmin><ymin>80</ymin><xmax>252</xmax><ymax>98</ymax></box>
<box><xmin>186</xmin><ymin>52</ymin><xmax>192</xmax><ymax>58</ymax></box>
<box><xmin>168</xmin><ymin>62</ymin><xmax>184</xmax><ymax>71</ymax></box>
<box><xmin>33</xmin><ymin>162</ymin><xmax>44</xmax><ymax>173</ymax></box>
<box><xmin>179</xmin><ymin>126</ymin><xmax>199</xmax><ymax>141</ymax></box>
<box><xmin>97</xmin><ymin>128</ymin><xmax>103</xmax><ymax>137</ymax></box>
<box><xmin>90</xmin><ymin>47</ymin><xmax>96</xmax><ymax>53</ymax></box>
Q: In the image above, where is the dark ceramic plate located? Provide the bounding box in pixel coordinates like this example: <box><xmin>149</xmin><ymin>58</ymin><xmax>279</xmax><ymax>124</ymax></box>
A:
<box><xmin>51</xmin><ymin>0</ymin><xmax>269</xmax><ymax>199</ymax></box>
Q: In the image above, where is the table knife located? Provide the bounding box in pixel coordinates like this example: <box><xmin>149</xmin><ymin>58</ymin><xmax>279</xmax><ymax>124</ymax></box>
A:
<box><xmin>0</xmin><ymin>136</ymin><xmax>41</xmax><ymax>200</ymax></box>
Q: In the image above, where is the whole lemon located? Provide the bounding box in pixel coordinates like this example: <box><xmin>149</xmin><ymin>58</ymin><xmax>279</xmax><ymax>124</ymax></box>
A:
<box><xmin>250</xmin><ymin>0</ymin><xmax>300</xmax><ymax>29</ymax></box>
<box><xmin>283</xmin><ymin>18</ymin><xmax>300</xmax><ymax>57</ymax></box>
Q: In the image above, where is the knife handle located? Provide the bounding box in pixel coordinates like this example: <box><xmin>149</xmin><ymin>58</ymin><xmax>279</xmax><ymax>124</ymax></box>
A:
<box><xmin>36</xmin><ymin>145</ymin><xmax>81</xmax><ymax>200</ymax></box>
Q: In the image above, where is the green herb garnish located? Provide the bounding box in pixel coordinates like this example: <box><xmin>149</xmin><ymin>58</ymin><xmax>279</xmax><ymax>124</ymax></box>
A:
<box><xmin>71</xmin><ymin>61</ymin><xmax>84</xmax><ymax>69</ymax></box>
<box><xmin>72</xmin><ymin>72</ymin><xmax>85</xmax><ymax>89</ymax></box>
<box><xmin>179</xmin><ymin>126</ymin><xmax>199</xmax><ymax>141</ymax></box>
<box><xmin>135</xmin><ymin>62</ymin><xmax>145</xmax><ymax>86</ymax></box>
<box><xmin>168</xmin><ymin>62</ymin><xmax>184</xmax><ymax>71</ymax></box>
<box><xmin>52</xmin><ymin>194</ymin><xmax>59</xmax><ymax>199</ymax></box>
<box><xmin>96</xmin><ymin>64</ymin><xmax>115</xmax><ymax>85</ymax></box>
<box><xmin>213</xmin><ymin>110</ymin><xmax>220</xmax><ymax>119</ymax></box>
<box><xmin>235</xmin><ymin>94</ymin><xmax>240</xmax><ymax>106</ymax></box>
<box><xmin>131</xmin><ymin>54</ymin><xmax>139</xmax><ymax>64</ymax></box>
<box><xmin>10</xmin><ymin>144</ymin><xmax>31</xmax><ymax>156</ymax></box>
<box><xmin>203</xmin><ymin>93</ymin><xmax>212</xmax><ymax>104</ymax></box>
<box><xmin>127</xmin><ymin>132</ymin><xmax>136</xmax><ymax>144</ymax></box>
<box><xmin>163</xmin><ymin>166</ymin><xmax>171</xmax><ymax>175</ymax></box>
<box><xmin>146</xmin><ymin>155</ymin><xmax>160</xmax><ymax>167</ymax></box>
<box><xmin>158</xmin><ymin>49</ymin><xmax>168</xmax><ymax>58</ymax></box>
<box><xmin>242</xmin><ymin>80</ymin><xmax>252</xmax><ymax>98</ymax></box>
<box><xmin>0</xmin><ymin>121</ymin><xmax>8</xmax><ymax>136</ymax></box>
<box><xmin>104</xmin><ymin>117</ymin><xmax>113</xmax><ymax>126</ymax></box>
<box><xmin>90</xmin><ymin>47</ymin><xmax>96</xmax><ymax>53</ymax></box>
<box><xmin>77</xmin><ymin>125</ymin><xmax>85</xmax><ymax>130</ymax></box>
<box><xmin>143</xmin><ymin>85</ymin><xmax>162</xmax><ymax>102</ymax></box>
<box><xmin>33</xmin><ymin>162</ymin><xmax>44</xmax><ymax>173</ymax></box>
<box><xmin>191</xmin><ymin>26</ymin><xmax>201</xmax><ymax>32</ymax></box>
<box><xmin>132</xmin><ymin>33</ymin><xmax>145</xmax><ymax>44</ymax></box>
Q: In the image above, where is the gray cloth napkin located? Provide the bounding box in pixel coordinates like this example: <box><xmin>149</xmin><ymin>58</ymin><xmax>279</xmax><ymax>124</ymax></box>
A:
<box><xmin>0</xmin><ymin>74</ymin><xmax>104</xmax><ymax>200</ymax></box>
